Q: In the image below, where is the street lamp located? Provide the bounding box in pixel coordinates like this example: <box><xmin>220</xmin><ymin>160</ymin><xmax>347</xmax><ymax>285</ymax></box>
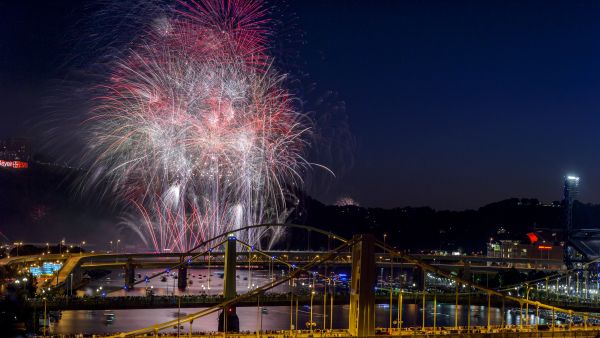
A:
<box><xmin>259</xmin><ymin>305</ymin><xmax>264</xmax><ymax>336</ymax></box>
<box><xmin>80</xmin><ymin>241</ymin><xmax>86</xmax><ymax>256</ymax></box>
<box><xmin>117</xmin><ymin>239</ymin><xmax>121</xmax><ymax>253</ymax></box>
<box><xmin>525</xmin><ymin>285</ymin><xmax>532</xmax><ymax>325</ymax></box>
<box><xmin>310</xmin><ymin>290</ymin><xmax>315</xmax><ymax>333</ymax></box>
<box><xmin>109</xmin><ymin>240</ymin><xmax>113</xmax><ymax>253</ymax></box>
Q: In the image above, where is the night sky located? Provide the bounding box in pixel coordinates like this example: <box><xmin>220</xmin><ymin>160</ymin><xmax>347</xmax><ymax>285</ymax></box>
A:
<box><xmin>2</xmin><ymin>1</ymin><xmax>600</xmax><ymax>210</ymax></box>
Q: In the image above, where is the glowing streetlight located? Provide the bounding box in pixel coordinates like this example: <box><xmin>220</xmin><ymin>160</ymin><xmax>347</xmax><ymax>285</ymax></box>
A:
<box><xmin>310</xmin><ymin>290</ymin><xmax>316</xmax><ymax>333</ymax></box>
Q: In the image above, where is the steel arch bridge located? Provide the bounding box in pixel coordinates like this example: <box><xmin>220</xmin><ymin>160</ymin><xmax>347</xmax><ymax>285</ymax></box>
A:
<box><xmin>45</xmin><ymin>224</ymin><xmax>595</xmax><ymax>338</ymax></box>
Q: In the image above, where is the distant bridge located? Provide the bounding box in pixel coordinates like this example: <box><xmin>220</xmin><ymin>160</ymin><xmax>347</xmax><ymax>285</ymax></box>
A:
<box><xmin>7</xmin><ymin>224</ymin><xmax>598</xmax><ymax>338</ymax></box>
<box><xmin>4</xmin><ymin>249</ymin><xmax>564</xmax><ymax>290</ymax></box>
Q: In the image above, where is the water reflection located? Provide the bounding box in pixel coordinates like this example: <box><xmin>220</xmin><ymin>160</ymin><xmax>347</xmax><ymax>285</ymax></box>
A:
<box><xmin>62</xmin><ymin>268</ymin><xmax>554</xmax><ymax>334</ymax></box>
<box><xmin>52</xmin><ymin>303</ymin><xmax>548</xmax><ymax>335</ymax></box>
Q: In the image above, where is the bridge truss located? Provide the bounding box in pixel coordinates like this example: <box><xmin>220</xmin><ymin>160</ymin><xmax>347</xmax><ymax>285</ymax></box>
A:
<box><xmin>89</xmin><ymin>224</ymin><xmax>600</xmax><ymax>338</ymax></box>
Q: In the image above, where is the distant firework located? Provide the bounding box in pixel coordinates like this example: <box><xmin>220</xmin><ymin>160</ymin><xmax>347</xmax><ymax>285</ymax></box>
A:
<box><xmin>335</xmin><ymin>197</ymin><xmax>360</xmax><ymax>207</ymax></box>
<box><xmin>82</xmin><ymin>0</ymin><xmax>312</xmax><ymax>252</ymax></box>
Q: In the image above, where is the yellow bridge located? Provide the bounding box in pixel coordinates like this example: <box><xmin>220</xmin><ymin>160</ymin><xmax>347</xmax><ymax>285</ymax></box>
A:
<box><xmin>57</xmin><ymin>224</ymin><xmax>599</xmax><ymax>338</ymax></box>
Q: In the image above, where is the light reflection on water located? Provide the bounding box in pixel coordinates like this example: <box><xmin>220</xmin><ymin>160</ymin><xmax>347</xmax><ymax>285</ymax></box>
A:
<box><xmin>52</xmin><ymin>304</ymin><xmax>545</xmax><ymax>335</ymax></box>
<box><xmin>60</xmin><ymin>268</ymin><xmax>549</xmax><ymax>334</ymax></box>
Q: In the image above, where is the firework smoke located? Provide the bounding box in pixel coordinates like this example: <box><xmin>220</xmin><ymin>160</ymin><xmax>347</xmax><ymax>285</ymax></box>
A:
<box><xmin>82</xmin><ymin>0</ymin><xmax>311</xmax><ymax>252</ymax></box>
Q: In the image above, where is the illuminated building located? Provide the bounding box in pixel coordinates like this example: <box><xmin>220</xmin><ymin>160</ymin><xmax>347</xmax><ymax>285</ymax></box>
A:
<box><xmin>0</xmin><ymin>138</ymin><xmax>30</xmax><ymax>169</ymax></box>
<box><xmin>28</xmin><ymin>262</ymin><xmax>63</xmax><ymax>276</ymax></box>
<box><xmin>487</xmin><ymin>231</ymin><xmax>564</xmax><ymax>269</ymax></box>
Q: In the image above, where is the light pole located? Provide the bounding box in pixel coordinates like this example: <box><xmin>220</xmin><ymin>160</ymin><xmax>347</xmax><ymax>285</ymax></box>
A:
<box><xmin>525</xmin><ymin>285</ymin><xmax>531</xmax><ymax>327</ymax></box>
<box><xmin>295</xmin><ymin>295</ymin><xmax>299</xmax><ymax>335</ymax></box>
<box><xmin>80</xmin><ymin>241</ymin><xmax>86</xmax><ymax>256</ymax></box>
<box><xmin>330</xmin><ymin>280</ymin><xmax>335</xmax><ymax>331</ymax></box>
<box><xmin>110</xmin><ymin>240</ymin><xmax>113</xmax><ymax>253</ymax></box>
<box><xmin>114</xmin><ymin>239</ymin><xmax>121</xmax><ymax>263</ymax></box>
<box><xmin>43</xmin><ymin>297</ymin><xmax>47</xmax><ymax>338</ymax></box>
<box><xmin>257</xmin><ymin>294</ymin><xmax>263</xmax><ymax>338</ymax></box>
<box><xmin>207</xmin><ymin>249</ymin><xmax>211</xmax><ymax>290</ymax></box>
<box><xmin>46</xmin><ymin>242</ymin><xmax>49</xmax><ymax>254</ymax></box>
<box><xmin>323</xmin><ymin>279</ymin><xmax>327</xmax><ymax>334</ymax></box>
<box><xmin>173</xmin><ymin>274</ymin><xmax>176</xmax><ymax>296</ymax></box>
<box><xmin>257</xmin><ymin>294</ymin><xmax>261</xmax><ymax>338</ymax></box>
<box><xmin>177</xmin><ymin>296</ymin><xmax>181</xmax><ymax>338</ymax></box>
<box><xmin>310</xmin><ymin>290</ymin><xmax>315</xmax><ymax>333</ymax></box>
<box><xmin>398</xmin><ymin>289</ymin><xmax>404</xmax><ymax>331</ymax></box>
<box><xmin>289</xmin><ymin>279</ymin><xmax>294</xmax><ymax>333</ymax></box>
<box><xmin>389</xmin><ymin>287</ymin><xmax>393</xmax><ymax>332</ymax></box>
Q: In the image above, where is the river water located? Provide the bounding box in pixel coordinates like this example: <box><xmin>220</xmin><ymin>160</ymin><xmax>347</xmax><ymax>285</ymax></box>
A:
<box><xmin>51</xmin><ymin>268</ymin><xmax>550</xmax><ymax>335</ymax></box>
<box><xmin>51</xmin><ymin>304</ymin><xmax>547</xmax><ymax>335</ymax></box>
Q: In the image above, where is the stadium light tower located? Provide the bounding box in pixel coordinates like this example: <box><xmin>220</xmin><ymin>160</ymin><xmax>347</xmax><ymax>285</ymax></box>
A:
<box><xmin>563</xmin><ymin>175</ymin><xmax>580</xmax><ymax>267</ymax></box>
<box><xmin>564</xmin><ymin>175</ymin><xmax>580</xmax><ymax>233</ymax></box>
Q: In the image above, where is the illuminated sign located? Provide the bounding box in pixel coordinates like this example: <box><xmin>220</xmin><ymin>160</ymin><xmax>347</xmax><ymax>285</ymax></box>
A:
<box><xmin>526</xmin><ymin>232</ymin><xmax>539</xmax><ymax>244</ymax></box>
<box><xmin>538</xmin><ymin>245</ymin><xmax>552</xmax><ymax>250</ymax></box>
<box><xmin>29</xmin><ymin>262</ymin><xmax>62</xmax><ymax>276</ymax></box>
<box><xmin>0</xmin><ymin>160</ymin><xmax>28</xmax><ymax>169</ymax></box>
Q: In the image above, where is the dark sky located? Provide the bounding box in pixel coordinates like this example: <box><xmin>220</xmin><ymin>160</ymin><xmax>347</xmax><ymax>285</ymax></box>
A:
<box><xmin>2</xmin><ymin>1</ymin><xmax>600</xmax><ymax>210</ymax></box>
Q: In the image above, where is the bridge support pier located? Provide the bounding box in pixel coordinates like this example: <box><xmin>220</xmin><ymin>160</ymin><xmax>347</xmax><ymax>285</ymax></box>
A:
<box><xmin>413</xmin><ymin>266</ymin><xmax>424</xmax><ymax>291</ymax></box>
<box><xmin>349</xmin><ymin>234</ymin><xmax>376</xmax><ymax>337</ymax></box>
<box><xmin>218</xmin><ymin>235</ymin><xmax>239</xmax><ymax>332</ymax></box>
<box><xmin>459</xmin><ymin>261</ymin><xmax>472</xmax><ymax>283</ymax></box>
<box><xmin>125</xmin><ymin>258</ymin><xmax>135</xmax><ymax>290</ymax></box>
<box><xmin>178</xmin><ymin>257</ymin><xmax>188</xmax><ymax>291</ymax></box>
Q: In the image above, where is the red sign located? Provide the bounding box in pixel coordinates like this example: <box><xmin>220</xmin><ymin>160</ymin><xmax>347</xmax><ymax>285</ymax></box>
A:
<box><xmin>527</xmin><ymin>232</ymin><xmax>539</xmax><ymax>244</ymax></box>
<box><xmin>0</xmin><ymin>160</ymin><xmax>28</xmax><ymax>169</ymax></box>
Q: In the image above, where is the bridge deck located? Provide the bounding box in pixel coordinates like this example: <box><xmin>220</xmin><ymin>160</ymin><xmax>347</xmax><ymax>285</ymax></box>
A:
<box><xmin>55</xmin><ymin>255</ymin><xmax>84</xmax><ymax>286</ymax></box>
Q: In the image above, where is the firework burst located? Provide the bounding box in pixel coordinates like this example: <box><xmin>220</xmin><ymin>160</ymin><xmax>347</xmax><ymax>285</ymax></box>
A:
<box><xmin>82</xmin><ymin>0</ymin><xmax>312</xmax><ymax>252</ymax></box>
